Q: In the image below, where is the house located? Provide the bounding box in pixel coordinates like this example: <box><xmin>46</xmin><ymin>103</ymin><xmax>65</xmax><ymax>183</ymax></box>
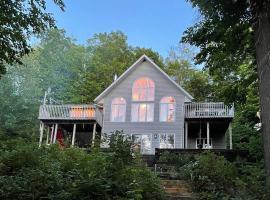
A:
<box><xmin>38</xmin><ymin>55</ymin><xmax>234</xmax><ymax>154</ymax></box>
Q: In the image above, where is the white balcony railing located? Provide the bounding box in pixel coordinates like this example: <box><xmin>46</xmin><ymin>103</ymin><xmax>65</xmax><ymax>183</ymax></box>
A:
<box><xmin>185</xmin><ymin>102</ymin><xmax>234</xmax><ymax>118</ymax></box>
<box><xmin>39</xmin><ymin>104</ymin><xmax>103</xmax><ymax>125</ymax></box>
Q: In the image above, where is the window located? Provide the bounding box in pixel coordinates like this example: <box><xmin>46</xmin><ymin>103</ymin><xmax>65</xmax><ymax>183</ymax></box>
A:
<box><xmin>132</xmin><ymin>77</ymin><xmax>155</xmax><ymax>101</ymax></box>
<box><xmin>132</xmin><ymin>134</ymin><xmax>152</xmax><ymax>154</ymax></box>
<box><xmin>131</xmin><ymin>103</ymin><xmax>154</xmax><ymax>122</ymax></box>
<box><xmin>160</xmin><ymin>96</ymin><xmax>175</xmax><ymax>122</ymax></box>
<box><xmin>159</xmin><ymin>133</ymin><xmax>175</xmax><ymax>148</ymax></box>
<box><xmin>111</xmin><ymin>97</ymin><xmax>126</xmax><ymax>122</ymax></box>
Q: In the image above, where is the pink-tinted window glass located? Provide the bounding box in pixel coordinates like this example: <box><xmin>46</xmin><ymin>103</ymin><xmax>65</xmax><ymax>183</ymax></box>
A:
<box><xmin>111</xmin><ymin>97</ymin><xmax>126</xmax><ymax>122</ymax></box>
<box><xmin>160</xmin><ymin>96</ymin><xmax>176</xmax><ymax>122</ymax></box>
<box><xmin>132</xmin><ymin>78</ymin><xmax>155</xmax><ymax>101</ymax></box>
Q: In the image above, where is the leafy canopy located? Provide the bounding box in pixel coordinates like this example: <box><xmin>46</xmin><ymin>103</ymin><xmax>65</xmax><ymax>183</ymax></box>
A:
<box><xmin>0</xmin><ymin>0</ymin><xmax>65</xmax><ymax>77</ymax></box>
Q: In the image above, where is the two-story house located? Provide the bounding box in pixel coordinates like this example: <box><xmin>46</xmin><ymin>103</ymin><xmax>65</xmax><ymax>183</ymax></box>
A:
<box><xmin>38</xmin><ymin>55</ymin><xmax>234</xmax><ymax>154</ymax></box>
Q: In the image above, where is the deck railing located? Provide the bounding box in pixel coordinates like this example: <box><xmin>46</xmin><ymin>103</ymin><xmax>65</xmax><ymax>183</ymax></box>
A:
<box><xmin>39</xmin><ymin>104</ymin><xmax>102</xmax><ymax>124</ymax></box>
<box><xmin>185</xmin><ymin>102</ymin><xmax>234</xmax><ymax>118</ymax></box>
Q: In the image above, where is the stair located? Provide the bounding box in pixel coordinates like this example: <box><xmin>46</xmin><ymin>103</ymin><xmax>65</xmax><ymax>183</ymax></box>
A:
<box><xmin>161</xmin><ymin>179</ymin><xmax>194</xmax><ymax>200</ymax></box>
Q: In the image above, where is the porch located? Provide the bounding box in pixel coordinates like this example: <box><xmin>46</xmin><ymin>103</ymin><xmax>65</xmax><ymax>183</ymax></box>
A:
<box><xmin>184</xmin><ymin>102</ymin><xmax>234</xmax><ymax>150</ymax></box>
<box><xmin>38</xmin><ymin>104</ymin><xmax>103</xmax><ymax>148</ymax></box>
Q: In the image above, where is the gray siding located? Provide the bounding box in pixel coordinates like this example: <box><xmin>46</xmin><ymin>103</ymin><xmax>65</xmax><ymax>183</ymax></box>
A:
<box><xmin>101</xmin><ymin>61</ymin><xmax>186</xmax><ymax>153</ymax></box>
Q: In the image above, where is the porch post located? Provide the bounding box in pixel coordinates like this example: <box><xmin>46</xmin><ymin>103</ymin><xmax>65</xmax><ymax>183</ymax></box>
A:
<box><xmin>92</xmin><ymin>122</ymin><xmax>97</xmax><ymax>147</ymax></box>
<box><xmin>229</xmin><ymin>122</ymin><xmax>233</xmax><ymax>150</ymax></box>
<box><xmin>185</xmin><ymin>122</ymin><xmax>188</xmax><ymax>149</ymax></box>
<box><xmin>50</xmin><ymin>124</ymin><xmax>54</xmax><ymax>144</ymax></box>
<box><xmin>46</xmin><ymin>126</ymin><xmax>50</xmax><ymax>145</ymax></box>
<box><xmin>71</xmin><ymin>123</ymin><xmax>77</xmax><ymax>147</ymax></box>
<box><xmin>39</xmin><ymin>122</ymin><xmax>44</xmax><ymax>147</ymax></box>
<box><xmin>207</xmin><ymin>121</ymin><xmax>210</xmax><ymax>148</ymax></box>
<box><xmin>53</xmin><ymin>123</ymin><xmax>58</xmax><ymax>144</ymax></box>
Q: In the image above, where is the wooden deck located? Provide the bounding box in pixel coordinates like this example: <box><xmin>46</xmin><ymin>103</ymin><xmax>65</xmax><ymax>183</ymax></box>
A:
<box><xmin>39</xmin><ymin>104</ymin><xmax>103</xmax><ymax>126</ymax></box>
<box><xmin>184</xmin><ymin>102</ymin><xmax>234</xmax><ymax>119</ymax></box>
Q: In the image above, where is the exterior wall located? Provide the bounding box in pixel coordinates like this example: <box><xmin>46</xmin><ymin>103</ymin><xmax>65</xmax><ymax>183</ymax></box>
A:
<box><xmin>101</xmin><ymin>61</ymin><xmax>187</xmax><ymax>154</ymax></box>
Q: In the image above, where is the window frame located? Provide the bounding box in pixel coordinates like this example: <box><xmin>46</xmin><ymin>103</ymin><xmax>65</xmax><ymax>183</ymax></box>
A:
<box><xmin>159</xmin><ymin>133</ymin><xmax>175</xmax><ymax>149</ymax></box>
<box><xmin>159</xmin><ymin>96</ymin><xmax>176</xmax><ymax>122</ymax></box>
<box><xmin>110</xmin><ymin>97</ymin><xmax>126</xmax><ymax>122</ymax></box>
<box><xmin>131</xmin><ymin>133</ymin><xmax>153</xmax><ymax>154</ymax></box>
<box><xmin>131</xmin><ymin>103</ymin><xmax>154</xmax><ymax>122</ymax></box>
<box><xmin>132</xmin><ymin>77</ymin><xmax>155</xmax><ymax>102</ymax></box>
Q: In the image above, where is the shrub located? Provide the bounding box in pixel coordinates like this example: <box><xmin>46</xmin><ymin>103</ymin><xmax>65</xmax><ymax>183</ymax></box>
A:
<box><xmin>0</xmin><ymin>132</ymin><xmax>165</xmax><ymax>200</ymax></box>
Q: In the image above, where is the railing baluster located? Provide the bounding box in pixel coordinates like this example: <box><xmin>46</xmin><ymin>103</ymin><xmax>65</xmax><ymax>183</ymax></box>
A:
<box><xmin>183</xmin><ymin>102</ymin><xmax>234</xmax><ymax>119</ymax></box>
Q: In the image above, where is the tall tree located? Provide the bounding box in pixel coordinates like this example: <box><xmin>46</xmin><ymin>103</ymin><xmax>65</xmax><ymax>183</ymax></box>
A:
<box><xmin>165</xmin><ymin>48</ymin><xmax>212</xmax><ymax>101</ymax></box>
<box><xmin>182</xmin><ymin>0</ymin><xmax>270</xmax><ymax>183</ymax></box>
<box><xmin>0</xmin><ymin>0</ymin><xmax>65</xmax><ymax>77</ymax></box>
<box><xmin>66</xmin><ymin>31</ymin><xmax>164</xmax><ymax>103</ymax></box>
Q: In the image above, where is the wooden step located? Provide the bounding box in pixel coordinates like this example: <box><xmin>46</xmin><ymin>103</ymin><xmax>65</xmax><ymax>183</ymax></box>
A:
<box><xmin>161</xmin><ymin>180</ymin><xmax>194</xmax><ymax>200</ymax></box>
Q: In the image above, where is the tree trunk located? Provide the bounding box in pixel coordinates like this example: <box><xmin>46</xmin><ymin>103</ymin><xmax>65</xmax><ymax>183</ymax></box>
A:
<box><xmin>252</xmin><ymin>2</ymin><xmax>270</xmax><ymax>184</ymax></box>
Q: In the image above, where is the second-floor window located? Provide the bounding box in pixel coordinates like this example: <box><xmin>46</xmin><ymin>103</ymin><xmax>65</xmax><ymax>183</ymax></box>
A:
<box><xmin>132</xmin><ymin>77</ymin><xmax>155</xmax><ymax>101</ymax></box>
<box><xmin>160</xmin><ymin>96</ymin><xmax>175</xmax><ymax>122</ymax></box>
<box><xmin>131</xmin><ymin>103</ymin><xmax>154</xmax><ymax>122</ymax></box>
<box><xmin>111</xmin><ymin>97</ymin><xmax>126</xmax><ymax>122</ymax></box>
<box><xmin>131</xmin><ymin>77</ymin><xmax>155</xmax><ymax>122</ymax></box>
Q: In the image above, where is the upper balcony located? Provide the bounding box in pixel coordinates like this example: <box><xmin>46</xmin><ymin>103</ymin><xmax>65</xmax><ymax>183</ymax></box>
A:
<box><xmin>184</xmin><ymin>102</ymin><xmax>234</xmax><ymax>119</ymax></box>
<box><xmin>39</xmin><ymin>104</ymin><xmax>103</xmax><ymax>125</ymax></box>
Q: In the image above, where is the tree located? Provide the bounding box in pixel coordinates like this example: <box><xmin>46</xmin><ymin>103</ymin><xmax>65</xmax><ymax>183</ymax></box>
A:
<box><xmin>66</xmin><ymin>31</ymin><xmax>164</xmax><ymax>103</ymax></box>
<box><xmin>164</xmin><ymin>48</ymin><xmax>212</xmax><ymax>101</ymax></box>
<box><xmin>0</xmin><ymin>0</ymin><xmax>65</xmax><ymax>77</ymax></box>
<box><xmin>182</xmin><ymin>0</ymin><xmax>270</xmax><ymax>183</ymax></box>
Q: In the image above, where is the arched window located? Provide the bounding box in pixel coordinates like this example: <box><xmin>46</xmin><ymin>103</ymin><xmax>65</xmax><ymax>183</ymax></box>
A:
<box><xmin>111</xmin><ymin>97</ymin><xmax>126</xmax><ymax>122</ymax></box>
<box><xmin>132</xmin><ymin>77</ymin><xmax>155</xmax><ymax>101</ymax></box>
<box><xmin>160</xmin><ymin>96</ymin><xmax>175</xmax><ymax>122</ymax></box>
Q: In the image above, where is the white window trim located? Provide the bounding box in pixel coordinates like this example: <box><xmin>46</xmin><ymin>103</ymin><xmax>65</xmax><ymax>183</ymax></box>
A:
<box><xmin>110</xmin><ymin>97</ymin><xmax>126</xmax><ymax>122</ymax></box>
<box><xmin>131</xmin><ymin>103</ymin><xmax>154</xmax><ymax>122</ymax></box>
<box><xmin>159</xmin><ymin>133</ymin><xmax>175</xmax><ymax>149</ymax></box>
<box><xmin>132</xmin><ymin>77</ymin><xmax>155</xmax><ymax>102</ymax></box>
<box><xmin>159</xmin><ymin>97</ymin><xmax>176</xmax><ymax>122</ymax></box>
<box><xmin>131</xmin><ymin>133</ymin><xmax>153</xmax><ymax>154</ymax></box>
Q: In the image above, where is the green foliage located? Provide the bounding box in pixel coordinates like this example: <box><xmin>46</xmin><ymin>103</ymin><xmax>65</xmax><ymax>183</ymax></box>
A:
<box><xmin>0</xmin><ymin>133</ymin><xmax>165</xmax><ymax>200</ymax></box>
<box><xmin>0</xmin><ymin>0</ymin><xmax>65</xmax><ymax>77</ymax></box>
<box><xmin>164</xmin><ymin>47</ymin><xmax>212</xmax><ymax>101</ymax></box>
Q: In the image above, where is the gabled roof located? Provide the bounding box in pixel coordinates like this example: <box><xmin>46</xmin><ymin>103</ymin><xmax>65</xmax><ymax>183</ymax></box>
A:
<box><xmin>94</xmin><ymin>55</ymin><xmax>194</xmax><ymax>102</ymax></box>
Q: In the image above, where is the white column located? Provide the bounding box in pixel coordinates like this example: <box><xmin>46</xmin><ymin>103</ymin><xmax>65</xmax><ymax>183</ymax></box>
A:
<box><xmin>50</xmin><ymin>124</ymin><xmax>54</xmax><ymax>144</ymax></box>
<box><xmin>39</xmin><ymin>122</ymin><xmax>44</xmax><ymax>147</ymax></box>
<box><xmin>185</xmin><ymin>122</ymin><xmax>188</xmax><ymax>149</ymax></box>
<box><xmin>53</xmin><ymin>123</ymin><xmax>58</xmax><ymax>144</ymax></box>
<box><xmin>71</xmin><ymin>124</ymin><xmax>77</xmax><ymax>147</ymax></box>
<box><xmin>229</xmin><ymin>122</ymin><xmax>233</xmax><ymax>150</ymax></box>
<box><xmin>92</xmin><ymin>123</ymin><xmax>97</xmax><ymax>147</ymax></box>
<box><xmin>46</xmin><ymin>126</ymin><xmax>49</xmax><ymax>145</ymax></box>
<box><xmin>207</xmin><ymin>121</ymin><xmax>210</xmax><ymax>148</ymax></box>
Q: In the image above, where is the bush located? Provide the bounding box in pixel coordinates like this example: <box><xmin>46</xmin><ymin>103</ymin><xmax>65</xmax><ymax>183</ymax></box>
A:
<box><xmin>0</xmin><ymin>132</ymin><xmax>165</xmax><ymax>200</ymax></box>
<box><xmin>182</xmin><ymin>151</ymin><xmax>269</xmax><ymax>200</ymax></box>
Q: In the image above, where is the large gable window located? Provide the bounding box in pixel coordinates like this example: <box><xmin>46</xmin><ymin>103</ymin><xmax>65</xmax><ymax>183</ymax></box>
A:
<box><xmin>111</xmin><ymin>97</ymin><xmax>126</xmax><ymax>122</ymax></box>
<box><xmin>131</xmin><ymin>77</ymin><xmax>155</xmax><ymax>122</ymax></box>
<box><xmin>132</xmin><ymin>77</ymin><xmax>155</xmax><ymax>101</ymax></box>
<box><xmin>160</xmin><ymin>96</ymin><xmax>175</xmax><ymax>122</ymax></box>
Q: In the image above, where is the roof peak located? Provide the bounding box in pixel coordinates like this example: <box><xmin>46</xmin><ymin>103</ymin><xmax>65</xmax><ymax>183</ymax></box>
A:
<box><xmin>94</xmin><ymin>54</ymin><xmax>194</xmax><ymax>102</ymax></box>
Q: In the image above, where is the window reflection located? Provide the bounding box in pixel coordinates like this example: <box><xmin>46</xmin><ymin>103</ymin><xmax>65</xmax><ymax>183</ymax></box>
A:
<box><xmin>159</xmin><ymin>133</ymin><xmax>174</xmax><ymax>148</ymax></box>
<box><xmin>132</xmin><ymin>77</ymin><xmax>155</xmax><ymax>101</ymax></box>
<box><xmin>111</xmin><ymin>97</ymin><xmax>126</xmax><ymax>122</ymax></box>
<box><xmin>160</xmin><ymin>96</ymin><xmax>175</xmax><ymax>122</ymax></box>
<box><xmin>131</xmin><ymin>103</ymin><xmax>154</xmax><ymax>122</ymax></box>
<box><xmin>132</xmin><ymin>134</ymin><xmax>152</xmax><ymax>154</ymax></box>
